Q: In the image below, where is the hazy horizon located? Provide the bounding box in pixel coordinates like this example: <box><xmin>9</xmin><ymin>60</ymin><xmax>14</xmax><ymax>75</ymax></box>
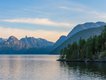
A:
<box><xmin>0</xmin><ymin>0</ymin><xmax>106</xmax><ymax>42</ymax></box>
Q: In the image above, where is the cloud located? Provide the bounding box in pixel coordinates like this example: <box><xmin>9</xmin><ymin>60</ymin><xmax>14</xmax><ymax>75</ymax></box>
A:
<box><xmin>0</xmin><ymin>26</ymin><xmax>67</xmax><ymax>42</ymax></box>
<box><xmin>86</xmin><ymin>11</ymin><xmax>106</xmax><ymax>19</ymax></box>
<box><xmin>59</xmin><ymin>6</ymin><xmax>70</xmax><ymax>10</ymax></box>
<box><xmin>59</xmin><ymin>5</ymin><xmax>106</xmax><ymax>21</ymax></box>
<box><xmin>59</xmin><ymin>6</ymin><xmax>85</xmax><ymax>12</ymax></box>
<box><xmin>1</xmin><ymin>18</ymin><xmax>71</xmax><ymax>27</ymax></box>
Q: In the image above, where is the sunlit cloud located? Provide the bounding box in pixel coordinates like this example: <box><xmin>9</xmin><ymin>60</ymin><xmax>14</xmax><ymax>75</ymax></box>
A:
<box><xmin>0</xmin><ymin>26</ymin><xmax>68</xmax><ymax>42</ymax></box>
<box><xmin>1</xmin><ymin>18</ymin><xmax>71</xmax><ymax>27</ymax></box>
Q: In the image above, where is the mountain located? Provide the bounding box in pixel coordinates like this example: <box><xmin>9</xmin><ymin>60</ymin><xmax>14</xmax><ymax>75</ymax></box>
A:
<box><xmin>59</xmin><ymin>26</ymin><xmax>106</xmax><ymax>62</ymax></box>
<box><xmin>0</xmin><ymin>38</ymin><xmax>5</xmax><ymax>43</ymax></box>
<box><xmin>4</xmin><ymin>36</ymin><xmax>22</xmax><ymax>49</ymax></box>
<box><xmin>20</xmin><ymin>36</ymin><xmax>53</xmax><ymax>49</ymax></box>
<box><xmin>67</xmin><ymin>22</ymin><xmax>106</xmax><ymax>38</ymax></box>
<box><xmin>53</xmin><ymin>35</ymin><xmax>66</xmax><ymax>49</ymax></box>
<box><xmin>53</xmin><ymin>22</ymin><xmax>106</xmax><ymax>52</ymax></box>
<box><xmin>53</xmin><ymin>24</ymin><xmax>105</xmax><ymax>54</ymax></box>
<box><xmin>0</xmin><ymin>36</ymin><xmax>54</xmax><ymax>54</ymax></box>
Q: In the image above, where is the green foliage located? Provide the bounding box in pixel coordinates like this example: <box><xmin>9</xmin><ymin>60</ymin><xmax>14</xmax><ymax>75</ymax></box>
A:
<box><xmin>60</xmin><ymin>26</ymin><xmax>106</xmax><ymax>61</ymax></box>
<box><xmin>99</xmin><ymin>51</ymin><xmax>106</xmax><ymax>59</ymax></box>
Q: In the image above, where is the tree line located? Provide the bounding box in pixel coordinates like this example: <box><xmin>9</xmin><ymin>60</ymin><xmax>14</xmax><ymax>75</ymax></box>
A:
<box><xmin>60</xmin><ymin>26</ymin><xmax>106</xmax><ymax>61</ymax></box>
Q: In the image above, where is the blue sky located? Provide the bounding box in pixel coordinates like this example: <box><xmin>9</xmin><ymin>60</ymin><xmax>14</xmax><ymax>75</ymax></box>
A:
<box><xmin>0</xmin><ymin>0</ymin><xmax>106</xmax><ymax>42</ymax></box>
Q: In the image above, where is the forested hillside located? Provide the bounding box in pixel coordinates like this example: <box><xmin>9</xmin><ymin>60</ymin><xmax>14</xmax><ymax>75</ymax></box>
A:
<box><xmin>59</xmin><ymin>26</ymin><xmax>106</xmax><ymax>62</ymax></box>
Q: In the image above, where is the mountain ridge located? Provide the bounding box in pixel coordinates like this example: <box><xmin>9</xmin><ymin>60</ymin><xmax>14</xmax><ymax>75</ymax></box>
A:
<box><xmin>52</xmin><ymin>22</ymin><xmax>106</xmax><ymax>54</ymax></box>
<box><xmin>67</xmin><ymin>21</ymin><xmax>106</xmax><ymax>38</ymax></box>
<box><xmin>0</xmin><ymin>36</ymin><xmax>54</xmax><ymax>54</ymax></box>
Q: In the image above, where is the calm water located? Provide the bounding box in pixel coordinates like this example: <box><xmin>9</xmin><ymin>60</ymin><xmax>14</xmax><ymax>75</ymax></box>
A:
<box><xmin>0</xmin><ymin>55</ymin><xmax>105</xmax><ymax>80</ymax></box>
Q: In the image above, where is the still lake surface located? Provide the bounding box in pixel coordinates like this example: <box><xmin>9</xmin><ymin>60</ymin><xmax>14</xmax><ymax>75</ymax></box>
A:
<box><xmin>0</xmin><ymin>55</ymin><xmax>105</xmax><ymax>80</ymax></box>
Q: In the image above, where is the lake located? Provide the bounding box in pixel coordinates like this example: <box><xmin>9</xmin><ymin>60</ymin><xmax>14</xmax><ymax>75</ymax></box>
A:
<box><xmin>0</xmin><ymin>55</ymin><xmax>105</xmax><ymax>80</ymax></box>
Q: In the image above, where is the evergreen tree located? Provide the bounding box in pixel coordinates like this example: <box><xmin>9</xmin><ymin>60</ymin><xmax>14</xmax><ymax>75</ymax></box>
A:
<box><xmin>60</xmin><ymin>26</ymin><xmax>106</xmax><ymax>61</ymax></box>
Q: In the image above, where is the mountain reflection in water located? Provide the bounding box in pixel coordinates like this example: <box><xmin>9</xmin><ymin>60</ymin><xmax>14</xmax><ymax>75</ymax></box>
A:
<box><xmin>0</xmin><ymin>55</ymin><xmax>105</xmax><ymax>80</ymax></box>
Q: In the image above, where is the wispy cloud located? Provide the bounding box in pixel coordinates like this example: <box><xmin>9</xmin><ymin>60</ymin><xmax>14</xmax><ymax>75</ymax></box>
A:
<box><xmin>59</xmin><ymin>6</ymin><xmax>70</xmax><ymax>10</ymax></box>
<box><xmin>59</xmin><ymin>6</ymin><xmax>85</xmax><ymax>12</ymax></box>
<box><xmin>0</xmin><ymin>26</ymin><xmax>67</xmax><ymax>42</ymax></box>
<box><xmin>86</xmin><ymin>11</ymin><xmax>106</xmax><ymax>19</ymax></box>
<box><xmin>1</xmin><ymin>18</ymin><xmax>71</xmax><ymax>27</ymax></box>
<box><xmin>59</xmin><ymin>4</ymin><xmax>106</xmax><ymax>21</ymax></box>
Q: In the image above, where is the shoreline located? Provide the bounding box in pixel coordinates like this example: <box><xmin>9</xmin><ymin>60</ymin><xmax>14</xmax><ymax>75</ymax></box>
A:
<box><xmin>57</xmin><ymin>59</ymin><xmax>106</xmax><ymax>63</ymax></box>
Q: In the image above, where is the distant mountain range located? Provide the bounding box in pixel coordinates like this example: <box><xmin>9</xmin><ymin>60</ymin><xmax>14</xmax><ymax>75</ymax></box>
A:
<box><xmin>52</xmin><ymin>22</ymin><xmax>106</xmax><ymax>54</ymax></box>
<box><xmin>0</xmin><ymin>36</ymin><xmax>54</xmax><ymax>54</ymax></box>
<box><xmin>0</xmin><ymin>21</ymin><xmax>106</xmax><ymax>54</ymax></box>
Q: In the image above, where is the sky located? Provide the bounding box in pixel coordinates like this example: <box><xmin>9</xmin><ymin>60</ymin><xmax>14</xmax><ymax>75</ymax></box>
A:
<box><xmin>0</xmin><ymin>0</ymin><xmax>106</xmax><ymax>42</ymax></box>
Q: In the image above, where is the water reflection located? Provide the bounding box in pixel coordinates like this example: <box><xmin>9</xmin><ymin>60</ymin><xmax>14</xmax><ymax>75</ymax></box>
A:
<box><xmin>0</xmin><ymin>55</ymin><xmax>60</xmax><ymax>80</ymax></box>
<box><xmin>60</xmin><ymin>62</ymin><xmax>106</xmax><ymax>80</ymax></box>
<box><xmin>0</xmin><ymin>55</ymin><xmax>105</xmax><ymax>80</ymax></box>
